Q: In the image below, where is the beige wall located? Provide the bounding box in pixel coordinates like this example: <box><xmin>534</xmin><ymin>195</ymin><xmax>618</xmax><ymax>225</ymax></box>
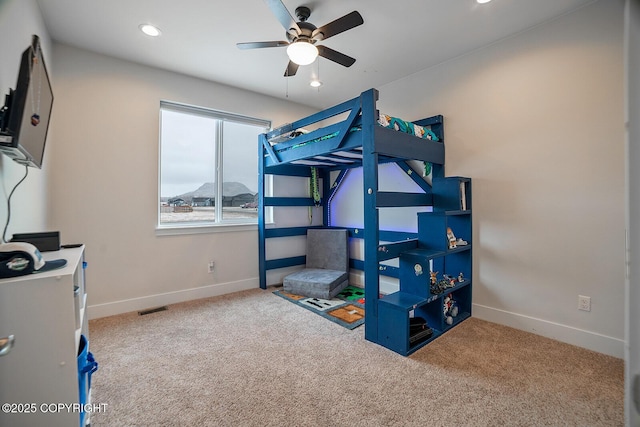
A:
<box><xmin>377</xmin><ymin>0</ymin><xmax>625</xmax><ymax>356</ymax></box>
<box><xmin>625</xmin><ymin>0</ymin><xmax>640</xmax><ymax>422</ymax></box>
<box><xmin>0</xmin><ymin>0</ymin><xmax>51</xmax><ymax>238</ymax></box>
<box><xmin>7</xmin><ymin>0</ymin><xmax>626</xmax><ymax>358</ymax></box>
<box><xmin>48</xmin><ymin>44</ymin><xmax>318</xmax><ymax>317</ymax></box>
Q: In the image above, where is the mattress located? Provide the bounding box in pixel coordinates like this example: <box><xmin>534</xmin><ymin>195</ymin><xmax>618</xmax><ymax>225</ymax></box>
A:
<box><xmin>268</xmin><ymin>113</ymin><xmax>439</xmax><ymax>148</ymax></box>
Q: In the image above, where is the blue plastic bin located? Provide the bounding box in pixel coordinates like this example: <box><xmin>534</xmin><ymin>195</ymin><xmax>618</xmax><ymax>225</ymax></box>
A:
<box><xmin>77</xmin><ymin>334</ymin><xmax>98</xmax><ymax>425</ymax></box>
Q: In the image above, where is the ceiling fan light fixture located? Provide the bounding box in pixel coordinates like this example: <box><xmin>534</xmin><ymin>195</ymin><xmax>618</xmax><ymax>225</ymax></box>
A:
<box><xmin>287</xmin><ymin>41</ymin><xmax>318</xmax><ymax>66</ymax></box>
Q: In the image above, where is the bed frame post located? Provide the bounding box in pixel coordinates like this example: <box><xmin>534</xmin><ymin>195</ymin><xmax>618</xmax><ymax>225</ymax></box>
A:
<box><xmin>258</xmin><ymin>133</ymin><xmax>267</xmax><ymax>289</ymax></box>
<box><xmin>321</xmin><ymin>168</ymin><xmax>331</xmax><ymax>226</ymax></box>
<box><xmin>361</xmin><ymin>88</ymin><xmax>380</xmax><ymax>342</ymax></box>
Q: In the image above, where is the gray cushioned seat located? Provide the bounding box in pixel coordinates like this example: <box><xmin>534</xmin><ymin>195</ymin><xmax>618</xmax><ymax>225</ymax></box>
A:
<box><xmin>283</xmin><ymin>228</ymin><xmax>349</xmax><ymax>299</ymax></box>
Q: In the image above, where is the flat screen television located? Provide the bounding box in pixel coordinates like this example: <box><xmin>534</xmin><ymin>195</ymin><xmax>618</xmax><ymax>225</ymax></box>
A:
<box><xmin>0</xmin><ymin>35</ymin><xmax>54</xmax><ymax>169</ymax></box>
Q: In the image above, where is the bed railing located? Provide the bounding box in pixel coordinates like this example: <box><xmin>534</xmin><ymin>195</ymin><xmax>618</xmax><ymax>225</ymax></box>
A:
<box><xmin>260</xmin><ymin>88</ymin><xmax>445</xmax><ymax>169</ymax></box>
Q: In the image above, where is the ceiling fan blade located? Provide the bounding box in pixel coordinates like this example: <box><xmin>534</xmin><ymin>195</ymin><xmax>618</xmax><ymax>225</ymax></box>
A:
<box><xmin>237</xmin><ymin>41</ymin><xmax>289</xmax><ymax>49</ymax></box>
<box><xmin>284</xmin><ymin>61</ymin><xmax>299</xmax><ymax>77</ymax></box>
<box><xmin>264</xmin><ymin>0</ymin><xmax>301</xmax><ymax>35</ymax></box>
<box><xmin>312</xmin><ymin>11</ymin><xmax>363</xmax><ymax>41</ymax></box>
<box><xmin>317</xmin><ymin>45</ymin><xmax>356</xmax><ymax>67</ymax></box>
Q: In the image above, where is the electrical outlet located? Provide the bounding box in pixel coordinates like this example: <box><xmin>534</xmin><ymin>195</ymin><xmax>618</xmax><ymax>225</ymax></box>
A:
<box><xmin>578</xmin><ymin>295</ymin><xmax>591</xmax><ymax>312</ymax></box>
<box><xmin>208</xmin><ymin>261</ymin><xmax>215</xmax><ymax>274</ymax></box>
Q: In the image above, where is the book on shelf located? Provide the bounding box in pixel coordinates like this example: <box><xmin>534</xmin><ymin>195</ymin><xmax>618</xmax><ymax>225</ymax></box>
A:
<box><xmin>409</xmin><ymin>317</ymin><xmax>433</xmax><ymax>344</ymax></box>
<box><xmin>460</xmin><ymin>181</ymin><xmax>467</xmax><ymax>211</ymax></box>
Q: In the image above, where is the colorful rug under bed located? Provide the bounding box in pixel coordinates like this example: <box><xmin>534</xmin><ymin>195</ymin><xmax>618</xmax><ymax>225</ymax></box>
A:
<box><xmin>273</xmin><ymin>285</ymin><xmax>365</xmax><ymax>330</ymax></box>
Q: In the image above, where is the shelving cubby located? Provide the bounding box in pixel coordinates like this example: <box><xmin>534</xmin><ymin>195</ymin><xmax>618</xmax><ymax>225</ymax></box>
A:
<box><xmin>0</xmin><ymin>246</ymin><xmax>92</xmax><ymax>427</ymax></box>
<box><xmin>376</xmin><ymin>176</ymin><xmax>472</xmax><ymax>356</ymax></box>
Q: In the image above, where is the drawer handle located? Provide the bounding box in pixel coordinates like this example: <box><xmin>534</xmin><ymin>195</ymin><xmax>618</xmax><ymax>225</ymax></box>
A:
<box><xmin>0</xmin><ymin>335</ymin><xmax>15</xmax><ymax>357</ymax></box>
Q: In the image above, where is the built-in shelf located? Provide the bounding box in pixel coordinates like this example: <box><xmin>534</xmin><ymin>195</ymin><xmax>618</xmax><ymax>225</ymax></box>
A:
<box><xmin>377</xmin><ymin>177</ymin><xmax>473</xmax><ymax>356</ymax></box>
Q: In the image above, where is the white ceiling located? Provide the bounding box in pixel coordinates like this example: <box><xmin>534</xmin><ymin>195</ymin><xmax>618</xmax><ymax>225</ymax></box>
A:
<box><xmin>36</xmin><ymin>0</ymin><xmax>596</xmax><ymax>109</ymax></box>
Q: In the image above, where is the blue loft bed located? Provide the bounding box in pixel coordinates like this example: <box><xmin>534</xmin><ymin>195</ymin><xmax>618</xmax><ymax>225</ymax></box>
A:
<box><xmin>258</xmin><ymin>88</ymin><xmax>447</xmax><ymax>346</ymax></box>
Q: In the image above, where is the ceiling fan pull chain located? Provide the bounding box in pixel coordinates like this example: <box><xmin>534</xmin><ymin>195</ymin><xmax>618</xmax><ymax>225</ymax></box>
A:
<box><xmin>285</xmin><ymin>72</ymin><xmax>289</xmax><ymax>98</ymax></box>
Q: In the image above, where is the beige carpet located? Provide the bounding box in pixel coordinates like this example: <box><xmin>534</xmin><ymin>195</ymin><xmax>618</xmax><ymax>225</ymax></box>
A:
<box><xmin>88</xmin><ymin>287</ymin><xmax>623</xmax><ymax>426</ymax></box>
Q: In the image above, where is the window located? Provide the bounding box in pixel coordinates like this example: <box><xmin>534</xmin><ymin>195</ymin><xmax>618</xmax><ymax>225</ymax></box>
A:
<box><xmin>159</xmin><ymin>101</ymin><xmax>270</xmax><ymax>229</ymax></box>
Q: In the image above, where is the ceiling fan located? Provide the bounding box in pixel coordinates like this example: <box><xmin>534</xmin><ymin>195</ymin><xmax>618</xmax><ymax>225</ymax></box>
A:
<box><xmin>237</xmin><ymin>0</ymin><xmax>364</xmax><ymax>77</ymax></box>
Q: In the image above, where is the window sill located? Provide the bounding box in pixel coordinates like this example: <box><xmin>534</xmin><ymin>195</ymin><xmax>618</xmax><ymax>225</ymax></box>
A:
<box><xmin>156</xmin><ymin>222</ymin><xmax>258</xmax><ymax>236</ymax></box>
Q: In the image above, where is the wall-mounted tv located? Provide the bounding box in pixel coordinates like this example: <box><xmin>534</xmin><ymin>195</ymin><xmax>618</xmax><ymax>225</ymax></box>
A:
<box><xmin>0</xmin><ymin>35</ymin><xmax>54</xmax><ymax>169</ymax></box>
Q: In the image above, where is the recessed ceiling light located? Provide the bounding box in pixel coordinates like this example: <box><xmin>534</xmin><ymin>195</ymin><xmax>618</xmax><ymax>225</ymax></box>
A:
<box><xmin>310</xmin><ymin>80</ymin><xmax>322</xmax><ymax>88</ymax></box>
<box><xmin>139</xmin><ymin>24</ymin><xmax>161</xmax><ymax>37</ymax></box>
<box><xmin>477</xmin><ymin>0</ymin><xmax>492</xmax><ymax>3</ymax></box>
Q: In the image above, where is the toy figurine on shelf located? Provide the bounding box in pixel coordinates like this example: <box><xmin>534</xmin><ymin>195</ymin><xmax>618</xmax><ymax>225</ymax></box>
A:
<box><xmin>443</xmin><ymin>274</ymin><xmax>456</xmax><ymax>288</ymax></box>
<box><xmin>447</xmin><ymin>227</ymin><xmax>457</xmax><ymax>249</ymax></box>
<box><xmin>443</xmin><ymin>293</ymin><xmax>459</xmax><ymax>325</ymax></box>
<box><xmin>430</xmin><ymin>271</ymin><xmax>452</xmax><ymax>295</ymax></box>
<box><xmin>431</xmin><ymin>282</ymin><xmax>444</xmax><ymax>295</ymax></box>
<box><xmin>430</xmin><ymin>275</ymin><xmax>447</xmax><ymax>295</ymax></box>
<box><xmin>437</xmin><ymin>278</ymin><xmax>450</xmax><ymax>291</ymax></box>
<box><xmin>458</xmin><ymin>272</ymin><xmax>465</xmax><ymax>283</ymax></box>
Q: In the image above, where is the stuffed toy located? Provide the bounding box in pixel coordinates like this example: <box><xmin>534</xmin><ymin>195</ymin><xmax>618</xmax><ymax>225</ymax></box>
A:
<box><xmin>443</xmin><ymin>293</ymin><xmax>459</xmax><ymax>325</ymax></box>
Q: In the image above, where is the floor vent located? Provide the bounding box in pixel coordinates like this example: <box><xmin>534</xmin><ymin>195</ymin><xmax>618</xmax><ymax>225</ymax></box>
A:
<box><xmin>138</xmin><ymin>306</ymin><xmax>168</xmax><ymax>316</ymax></box>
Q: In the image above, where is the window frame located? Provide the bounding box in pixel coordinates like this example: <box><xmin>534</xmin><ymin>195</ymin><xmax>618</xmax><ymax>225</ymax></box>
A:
<box><xmin>157</xmin><ymin>100</ymin><xmax>271</xmax><ymax>234</ymax></box>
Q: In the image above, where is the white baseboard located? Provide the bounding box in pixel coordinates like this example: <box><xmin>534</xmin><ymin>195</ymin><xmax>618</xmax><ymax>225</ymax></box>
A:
<box><xmin>88</xmin><ymin>278</ymin><xmax>259</xmax><ymax>320</ymax></box>
<box><xmin>473</xmin><ymin>303</ymin><xmax>624</xmax><ymax>359</ymax></box>
<box><xmin>349</xmin><ymin>271</ymin><xmax>399</xmax><ymax>295</ymax></box>
<box><xmin>88</xmin><ymin>277</ymin><xmax>625</xmax><ymax>359</ymax></box>
<box><xmin>349</xmin><ymin>270</ymin><xmax>623</xmax><ymax>358</ymax></box>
